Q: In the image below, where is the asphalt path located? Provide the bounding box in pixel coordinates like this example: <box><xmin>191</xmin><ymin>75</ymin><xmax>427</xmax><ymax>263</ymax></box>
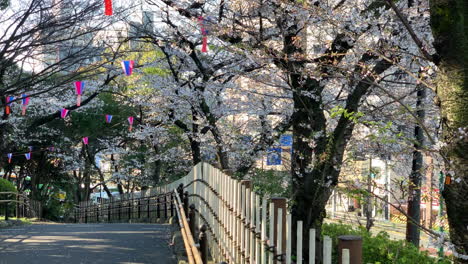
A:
<box><xmin>0</xmin><ymin>223</ymin><xmax>177</xmax><ymax>264</ymax></box>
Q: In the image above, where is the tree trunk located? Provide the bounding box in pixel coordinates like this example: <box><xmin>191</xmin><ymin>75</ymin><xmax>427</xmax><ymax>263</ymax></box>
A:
<box><xmin>406</xmin><ymin>85</ymin><xmax>425</xmax><ymax>247</ymax></box>
<box><xmin>153</xmin><ymin>145</ymin><xmax>162</xmax><ymax>185</ymax></box>
<box><xmin>430</xmin><ymin>0</ymin><xmax>468</xmax><ymax>262</ymax></box>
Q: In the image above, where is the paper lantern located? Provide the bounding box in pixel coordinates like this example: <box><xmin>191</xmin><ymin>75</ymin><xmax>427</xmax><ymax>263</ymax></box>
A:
<box><xmin>201</xmin><ymin>36</ymin><xmax>208</xmax><ymax>52</ymax></box>
<box><xmin>7</xmin><ymin>153</ymin><xmax>12</xmax><ymax>163</ymax></box>
<box><xmin>105</xmin><ymin>114</ymin><xmax>113</xmax><ymax>123</ymax></box>
<box><xmin>5</xmin><ymin>96</ymin><xmax>14</xmax><ymax>115</ymax></box>
<box><xmin>445</xmin><ymin>175</ymin><xmax>452</xmax><ymax>185</ymax></box>
<box><xmin>83</xmin><ymin>137</ymin><xmax>89</xmax><ymax>145</ymax></box>
<box><xmin>61</xmin><ymin>108</ymin><xmax>69</xmax><ymax>118</ymax></box>
<box><xmin>128</xmin><ymin>116</ymin><xmax>134</xmax><ymax>131</ymax></box>
<box><xmin>198</xmin><ymin>16</ymin><xmax>209</xmax><ymax>52</ymax></box>
<box><xmin>25</xmin><ymin>152</ymin><xmax>31</xmax><ymax>160</ymax></box>
<box><xmin>104</xmin><ymin>0</ymin><xmax>112</xmax><ymax>16</ymax></box>
<box><xmin>121</xmin><ymin>60</ymin><xmax>135</xmax><ymax>76</ymax></box>
<box><xmin>74</xmin><ymin>81</ymin><xmax>85</xmax><ymax>106</ymax></box>
<box><xmin>21</xmin><ymin>94</ymin><xmax>30</xmax><ymax>115</ymax></box>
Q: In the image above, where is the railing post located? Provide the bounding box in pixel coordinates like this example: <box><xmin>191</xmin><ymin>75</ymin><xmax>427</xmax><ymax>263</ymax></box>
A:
<box><xmin>138</xmin><ymin>198</ymin><xmax>141</xmax><ymax>219</ymax></box>
<box><xmin>157</xmin><ymin>197</ymin><xmax>161</xmax><ymax>219</ymax></box>
<box><xmin>128</xmin><ymin>200</ymin><xmax>132</xmax><ymax>220</ymax></box>
<box><xmin>183</xmin><ymin>191</ymin><xmax>189</xmax><ymax>216</ymax></box>
<box><xmin>177</xmin><ymin>183</ymin><xmax>184</xmax><ymax>204</ymax></box>
<box><xmin>5</xmin><ymin>196</ymin><xmax>9</xmax><ymax>221</ymax></box>
<box><xmin>338</xmin><ymin>235</ymin><xmax>362</xmax><ymax>264</ymax></box>
<box><xmin>170</xmin><ymin>193</ymin><xmax>174</xmax><ymax>217</ymax></box>
<box><xmin>118</xmin><ymin>201</ymin><xmax>121</xmax><ymax>221</ymax></box>
<box><xmin>147</xmin><ymin>198</ymin><xmax>150</xmax><ymax>218</ymax></box>
<box><xmin>108</xmin><ymin>201</ymin><xmax>111</xmax><ymax>222</ymax></box>
<box><xmin>199</xmin><ymin>224</ymin><xmax>209</xmax><ymax>264</ymax></box>
<box><xmin>75</xmin><ymin>207</ymin><xmax>78</xmax><ymax>223</ymax></box>
<box><xmin>189</xmin><ymin>204</ymin><xmax>196</xmax><ymax>237</ymax></box>
<box><xmin>271</xmin><ymin>197</ymin><xmax>287</xmax><ymax>254</ymax></box>
<box><xmin>164</xmin><ymin>195</ymin><xmax>168</xmax><ymax>219</ymax></box>
<box><xmin>96</xmin><ymin>204</ymin><xmax>99</xmax><ymax>222</ymax></box>
<box><xmin>85</xmin><ymin>207</ymin><xmax>88</xmax><ymax>224</ymax></box>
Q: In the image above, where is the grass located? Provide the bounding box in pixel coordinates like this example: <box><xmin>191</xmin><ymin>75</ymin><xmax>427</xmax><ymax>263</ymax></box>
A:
<box><xmin>0</xmin><ymin>216</ymin><xmax>35</xmax><ymax>227</ymax></box>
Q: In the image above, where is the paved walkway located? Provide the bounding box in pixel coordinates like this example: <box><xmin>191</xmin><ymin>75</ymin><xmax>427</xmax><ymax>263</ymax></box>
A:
<box><xmin>0</xmin><ymin>223</ymin><xmax>176</xmax><ymax>264</ymax></box>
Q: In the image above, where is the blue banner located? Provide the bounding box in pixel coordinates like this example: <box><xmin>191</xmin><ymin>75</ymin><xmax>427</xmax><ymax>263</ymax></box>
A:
<box><xmin>267</xmin><ymin>148</ymin><xmax>282</xmax><ymax>165</ymax></box>
<box><xmin>280</xmin><ymin>134</ymin><xmax>292</xmax><ymax>146</ymax></box>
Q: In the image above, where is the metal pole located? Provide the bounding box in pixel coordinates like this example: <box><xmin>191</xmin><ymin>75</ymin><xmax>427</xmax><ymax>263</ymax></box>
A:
<box><xmin>438</xmin><ymin>171</ymin><xmax>444</xmax><ymax>258</ymax></box>
<box><xmin>5</xmin><ymin>194</ymin><xmax>9</xmax><ymax>221</ymax></box>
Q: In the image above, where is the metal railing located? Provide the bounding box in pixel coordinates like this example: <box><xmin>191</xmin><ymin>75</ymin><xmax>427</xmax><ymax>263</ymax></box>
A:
<box><xmin>75</xmin><ymin>192</ymin><xmax>174</xmax><ymax>223</ymax></box>
<box><xmin>0</xmin><ymin>192</ymin><xmax>42</xmax><ymax>220</ymax></box>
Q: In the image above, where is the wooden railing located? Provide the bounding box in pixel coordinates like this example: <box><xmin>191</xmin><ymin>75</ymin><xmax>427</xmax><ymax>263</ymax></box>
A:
<box><xmin>162</xmin><ymin>163</ymin><xmax>349</xmax><ymax>264</ymax></box>
<box><xmin>77</xmin><ymin>163</ymin><xmax>358</xmax><ymax>264</ymax></box>
<box><xmin>0</xmin><ymin>192</ymin><xmax>42</xmax><ymax>219</ymax></box>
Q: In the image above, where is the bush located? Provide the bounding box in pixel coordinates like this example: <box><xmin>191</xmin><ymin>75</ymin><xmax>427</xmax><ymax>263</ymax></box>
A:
<box><xmin>322</xmin><ymin>223</ymin><xmax>452</xmax><ymax>264</ymax></box>
<box><xmin>0</xmin><ymin>178</ymin><xmax>17</xmax><ymax>216</ymax></box>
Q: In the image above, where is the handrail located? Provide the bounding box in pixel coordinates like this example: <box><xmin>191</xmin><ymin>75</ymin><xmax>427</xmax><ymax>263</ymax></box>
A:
<box><xmin>174</xmin><ymin>190</ymin><xmax>203</xmax><ymax>264</ymax></box>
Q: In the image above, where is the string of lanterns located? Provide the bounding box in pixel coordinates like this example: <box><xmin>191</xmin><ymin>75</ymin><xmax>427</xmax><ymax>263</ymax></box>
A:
<box><xmin>3</xmin><ymin>61</ymin><xmax>135</xmax><ymax>164</ymax></box>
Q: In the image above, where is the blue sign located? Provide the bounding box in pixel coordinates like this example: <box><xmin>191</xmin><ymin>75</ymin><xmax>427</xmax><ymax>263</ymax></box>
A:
<box><xmin>280</xmin><ymin>134</ymin><xmax>292</xmax><ymax>146</ymax></box>
<box><xmin>267</xmin><ymin>148</ymin><xmax>282</xmax><ymax>165</ymax></box>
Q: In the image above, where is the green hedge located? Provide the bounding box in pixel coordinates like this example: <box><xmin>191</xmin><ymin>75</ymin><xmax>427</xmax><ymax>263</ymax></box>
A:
<box><xmin>322</xmin><ymin>223</ymin><xmax>451</xmax><ymax>264</ymax></box>
<box><xmin>0</xmin><ymin>178</ymin><xmax>17</xmax><ymax>216</ymax></box>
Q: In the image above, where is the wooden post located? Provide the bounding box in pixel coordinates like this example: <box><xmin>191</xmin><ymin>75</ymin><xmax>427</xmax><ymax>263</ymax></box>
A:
<box><xmin>297</xmin><ymin>221</ymin><xmax>303</xmax><ymax>264</ymax></box>
<box><xmin>189</xmin><ymin>204</ymin><xmax>196</xmax><ymax>238</ymax></box>
<box><xmin>309</xmin><ymin>229</ymin><xmax>316</xmax><ymax>264</ymax></box>
<box><xmin>338</xmin><ymin>235</ymin><xmax>362</xmax><ymax>264</ymax></box>
<box><xmin>199</xmin><ymin>224</ymin><xmax>209</xmax><ymax>264</ymax></box>
<box><xmin>323</xmin><ymin>236</ymin><xmax>332</xmax><ymax>264</ymax></box>
<box><xmin>271</xmin><ymin>197</ymin><xmax>287</xmax><ymax>253</ymax></box>
<box><xmin>183</xmin><ymin>191</ymin><xmax>189</xmax><ymax>216</ymax></box>
<box><xmin>341</xmin><ymin>249</ymin><xmax>350</xmax><ymax>264</ymax></box>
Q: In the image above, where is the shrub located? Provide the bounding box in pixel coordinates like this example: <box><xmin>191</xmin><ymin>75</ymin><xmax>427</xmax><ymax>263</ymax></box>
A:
<box><xmin>0</xmin><ymin>178</ymin><xmax>17</xmax><ymax>216</ymax></box>
<box><xmin>322</xmin><ymin>223</ymin><xmax>452</xmax><ymax>264</ymax></box>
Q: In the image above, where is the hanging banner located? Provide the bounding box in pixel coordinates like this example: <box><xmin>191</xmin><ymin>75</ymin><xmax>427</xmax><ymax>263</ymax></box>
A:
<box><xmin>105</xmin><ymin>114</ymin><xmax>113</xmax><ymax>123</ymax></box>
<box><xmin>128</xmin><ymin>116</ymin><xmax>134</xmax><ymax>131</ymax></box>
<box><xmin>5</xmin><ymin>96</ymin><xmax>14</xmax><ymax>115</ymax></box>
<box><xmin>104</xmin><ymin>0</ymin><xmax>112</xmax><ymax>16</ymax></box>
<box><xmin>280</xmin><ymin>134</ymin><xmax>293</xmax><ymax>146</ymax></box>
<box><xmin>7</xmin><ymin>153</ymin><xmax>12</xmax><ymax>163</ymax></box>
<box><xmin>198</xmin><ymin>16</ymin><xmax>209</xmax><ymax>52</ymax></box>
<box><xmin>60</xmin><ymin>108</ymin><xmax>69</xmax><ymax>118</ymax></box>
<box><xmin>267</xmin><ymin>148</ymin><xmax>282</xmax><ymax>165</ymax></box>
<box><xmin>74</xmin><ymin>81</ymin><xmax>85</xmax><ymax>106</ymax></box>
<box><xmin>121</xmin><ymin>60</ymin><xmax>135</xmax><ymax>76</ymax></box>
<box><xmin>21</xmin><ymin>94</ymin><xmax>30</xmax><ymax>115</ymax></box>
